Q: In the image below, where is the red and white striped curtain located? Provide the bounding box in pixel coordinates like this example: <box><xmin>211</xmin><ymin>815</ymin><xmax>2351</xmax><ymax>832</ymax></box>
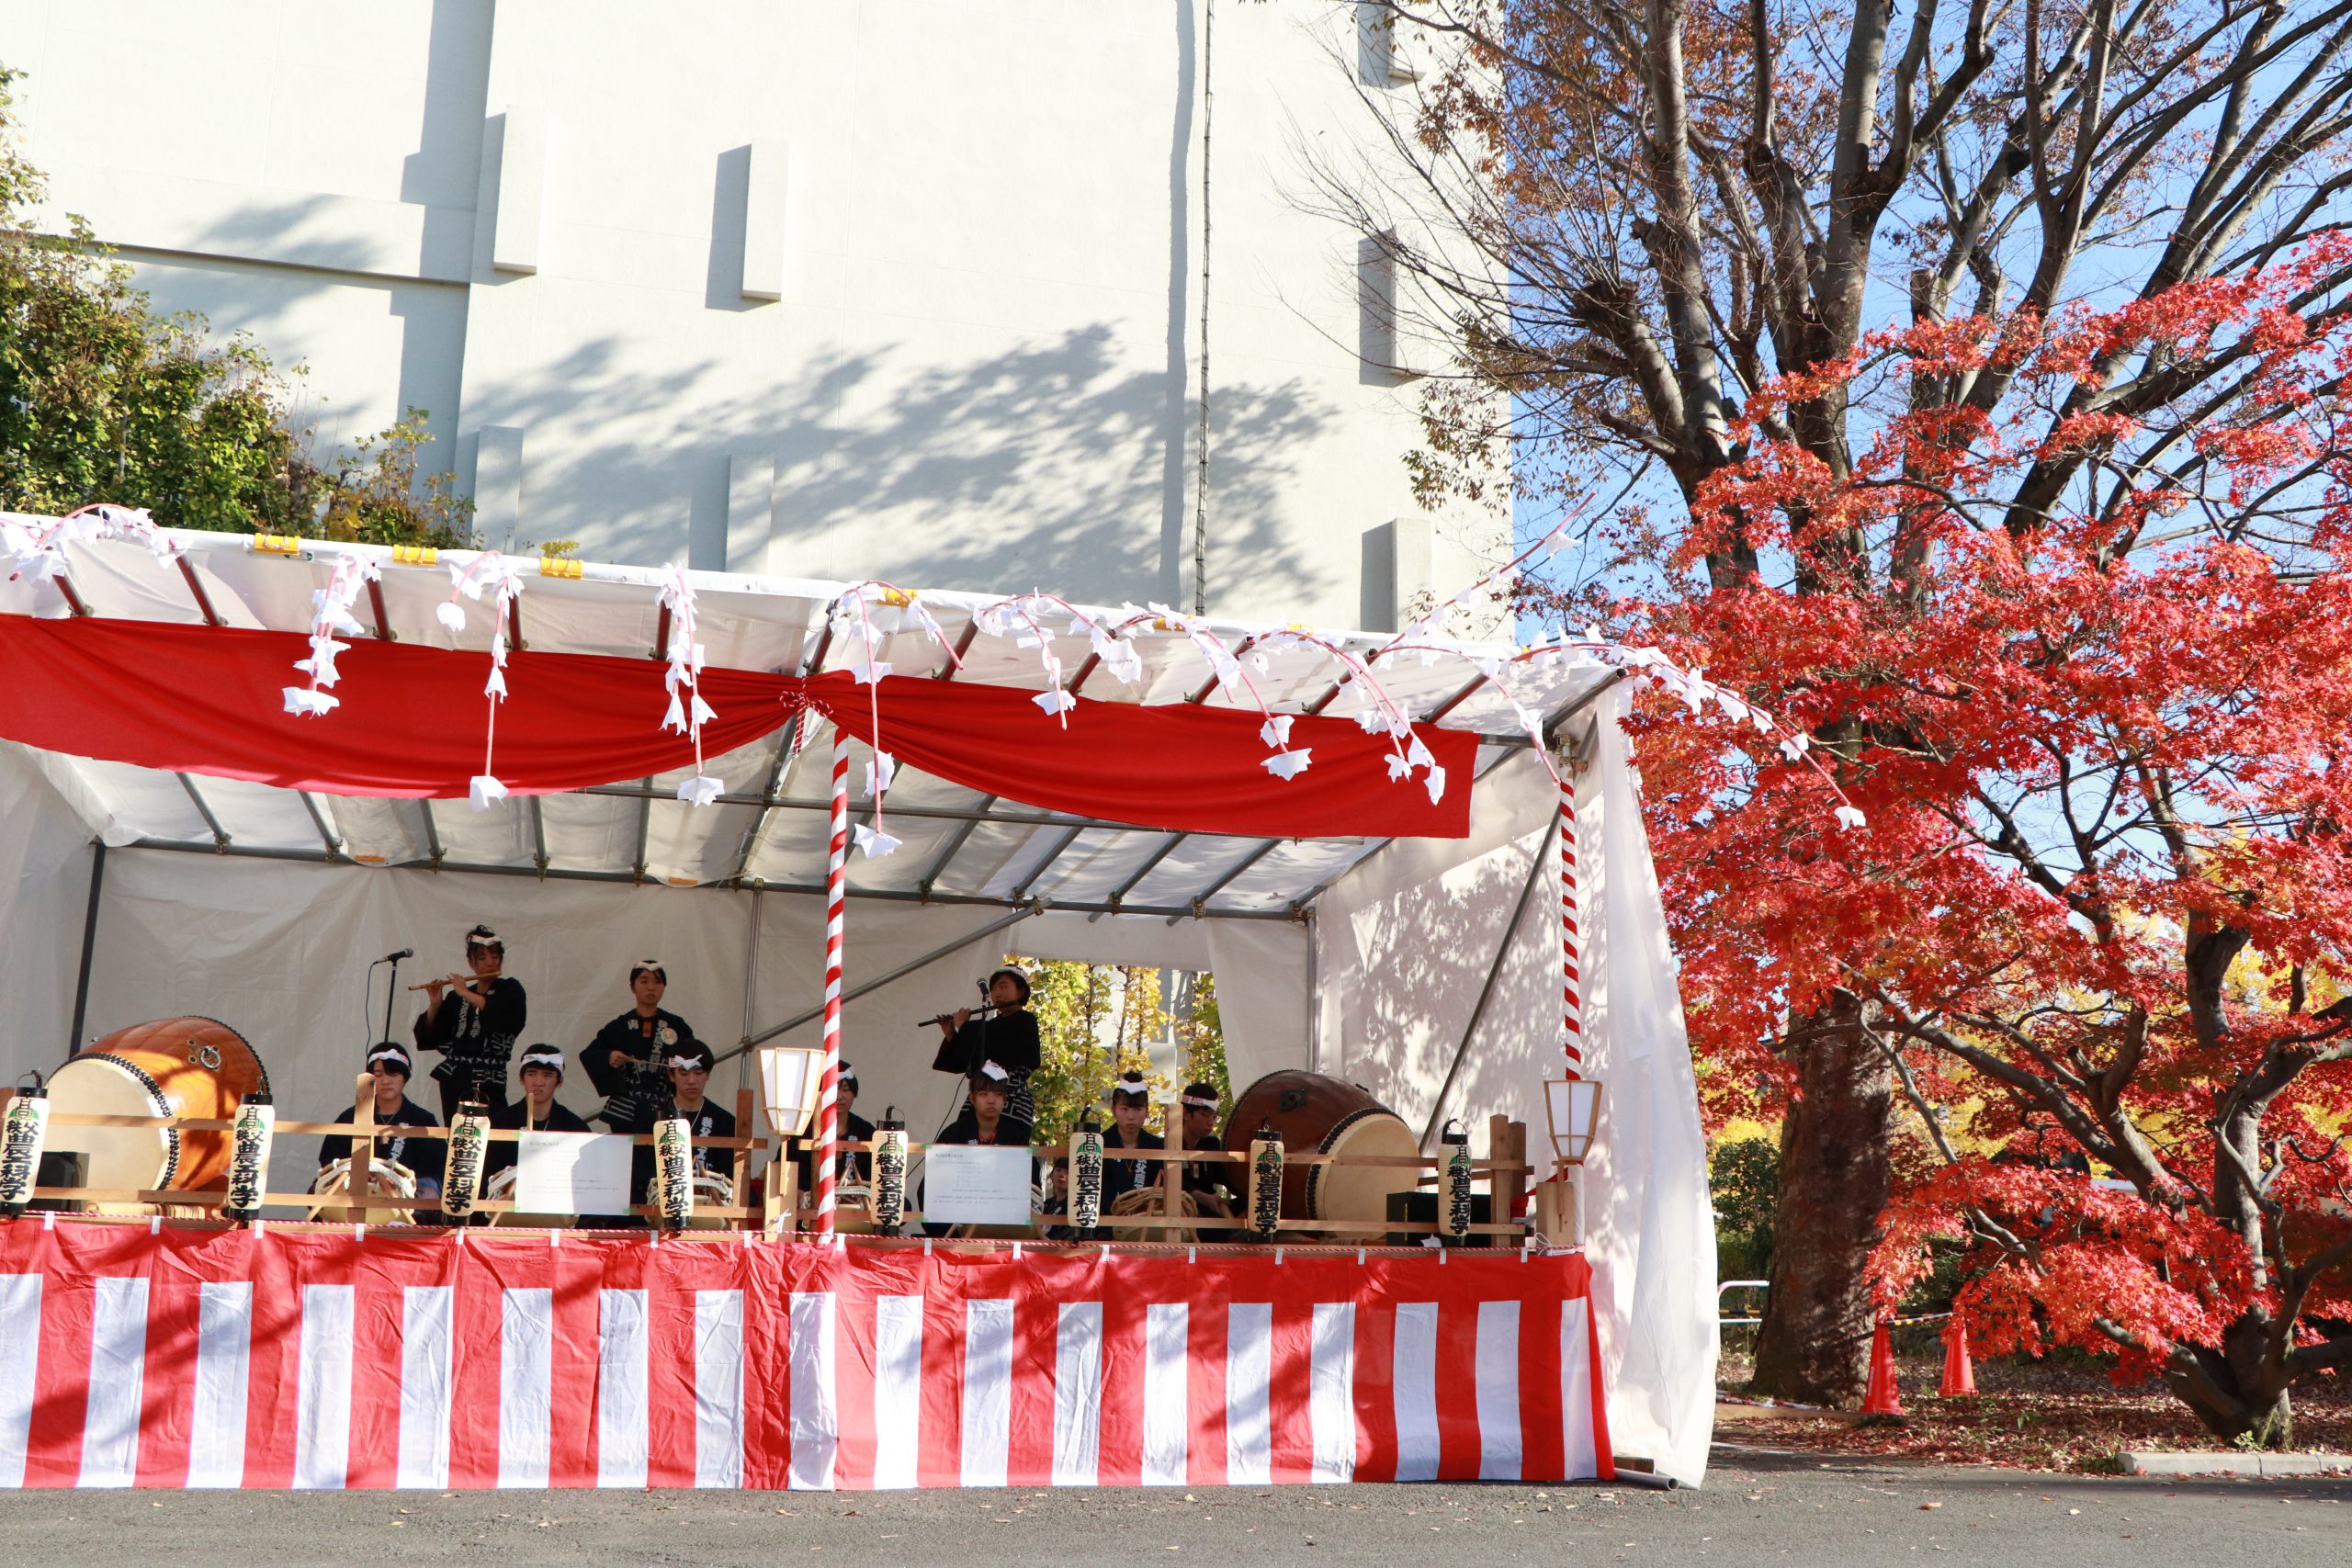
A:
<box><xmin>0</xmin><ymin>1219</ymin><xmax>1611</xmax><ymax>1490</ymax></box>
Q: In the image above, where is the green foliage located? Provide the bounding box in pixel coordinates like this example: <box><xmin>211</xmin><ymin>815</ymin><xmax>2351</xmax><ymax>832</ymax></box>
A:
<box><xmin>307</xmin><ymin>412</ymin><xmax>475</xmax><ymax>547</ymax></box>
<box><xmin>0</xmin><ymin>66</ymin><xmax>465</xmax><ymax>543</ymax></box>
<box><xmin>1171</xmin><ymin>972</ymin><xmax>1228</xmax><ymax>1111</ymax></box>
<box><xmin>1023</xmin><ymin>962</ymin><xmax>1228</xmax><ymax>1145</ymax></box>
<box><xmin>1711</xmin><ymin>1135</ymin><xmax>1778</xmax><ymax>1285</ymax></box>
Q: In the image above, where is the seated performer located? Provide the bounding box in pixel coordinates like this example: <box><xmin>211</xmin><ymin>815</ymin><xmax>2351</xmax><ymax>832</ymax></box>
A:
<box><xmin>794</xmin><ymin>1061</ymin><xmax>875</xmax><ymax>1190</ymax></box>
<box><xmin>1101</xmin><ymin>1071</ymin><xmax>1165</xmax><ymax>1200</ymax></box>
<box><xmin>927</xmin><ymin>1061</ymin><xmax>1031</xmax><ymax>1239</ymax></box>
<box><xmin>633</xmin><ymin>1039</ymin><xmax>738</xmax><ymax>1203</ymax></box>
<box><xmin>413</xmin><ymin>923</ymin><xmax>526</xmax><ymax>1120</ymax></box>
<box><xmin>933</xmin><ymin>1061</ymin><xmax>1030</xmax><ymax>1146</ymax></box>
<box><xmin>582</xmin><ymin>958</ymin><xmax>696</xmax><ymax>1134</ymax></box>
<box><xmin>319</xmin><ymin>1043</ymin><xmax>446</xmax><ymax>1198</ymax></box>
<box><xmin>486</xmin><ymin>1044</ymin><xmax>592</xmax><ymax>1180</ymax></box>
<box><xmin>932</xmin><ymin>967</ymin><xmax>1041</xmax><ymax>1131</ymax></box>
<box><xmin>1177</xmin><ymin>1080</ymin><xmax>1234</xmax><ymax>1219</ymax></box>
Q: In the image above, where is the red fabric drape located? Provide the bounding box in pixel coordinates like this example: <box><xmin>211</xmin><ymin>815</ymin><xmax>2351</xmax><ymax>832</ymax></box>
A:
<box><xmin>0</xmin><ymin>615</ymin><xmax>1476</xmax><ymax>838</ymax></box>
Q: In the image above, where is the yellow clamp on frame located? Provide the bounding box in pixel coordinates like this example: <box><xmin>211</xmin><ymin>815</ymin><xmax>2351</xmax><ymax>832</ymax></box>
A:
<box><xmin>390</xmin><ymin>544</ymin><xmax>440</xmax><ymax>567</ymax></box>
<box><xmin>539</xmin><ymin>556</ymin><xmax>584</xmax><ymax>580</ymax></box>
<box><xmin>248</xmin><ymin>533</ymin><xmax>305</xmax><ymax>557</ymax></box>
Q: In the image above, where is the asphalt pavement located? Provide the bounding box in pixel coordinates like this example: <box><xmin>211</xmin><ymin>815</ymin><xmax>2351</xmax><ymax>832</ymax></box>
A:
<box><xmin>0</xmin><ymin>1445</ymin><xmax>2342</xmax><ymax>1567</ymax></box>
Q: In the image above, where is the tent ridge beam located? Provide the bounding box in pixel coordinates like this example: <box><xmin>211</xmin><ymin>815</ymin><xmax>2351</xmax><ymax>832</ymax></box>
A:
<box><xmin>119</xmin><ymin>838</ymin><xmax>1300</xmax><ymax>919</ymax></box>
<box><xmin>728</xmin><ymin>902</ymin><xmax>1040</xmax><ymax>1057</ymax></box>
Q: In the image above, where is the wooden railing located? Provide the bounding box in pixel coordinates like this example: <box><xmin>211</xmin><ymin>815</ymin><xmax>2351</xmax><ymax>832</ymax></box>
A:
<box><xmin>6</xmin><ymin>1083</ymin><xmax>1575</xmax><ymax>1250</ymax></box>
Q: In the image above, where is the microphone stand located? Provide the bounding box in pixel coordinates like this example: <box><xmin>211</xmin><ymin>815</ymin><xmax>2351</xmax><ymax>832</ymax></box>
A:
<box><xmin>381</xmin><ymin>953</ymin><xmax>403</xmax><ymax>1047</ymax></box>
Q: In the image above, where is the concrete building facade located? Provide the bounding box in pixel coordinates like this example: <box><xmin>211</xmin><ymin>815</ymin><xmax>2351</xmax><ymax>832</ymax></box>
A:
<box><xmin>1</xmin><ymin>0</ymin><xmax>1496</xmax><ymax>629</ymax></box>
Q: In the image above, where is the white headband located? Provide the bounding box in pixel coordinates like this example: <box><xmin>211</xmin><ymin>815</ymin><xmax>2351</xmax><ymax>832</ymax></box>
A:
<box><xmin>974</xmin><ymin>1061</ymin><xmax>1010</xmax><ymax>1084</ymax></box>
<box><xmin>1181</xmin><ymin>1095</ymin><xmax>1217</xmax><ymax>1111</ymax></box>
<box><xmin>519</xmin><ymin>1050</ymin><xmax>565</xmax><ymax>1072</ymax></box>
<box><xmin>667</xmin><ymin>1055</ymin><xmax>709</xmax><ymax>1072</ymax></box>
<box><xmin>367</xmin><ymin>1049</ymin><xmax>410</xmax><ymax>1069</ymax></box>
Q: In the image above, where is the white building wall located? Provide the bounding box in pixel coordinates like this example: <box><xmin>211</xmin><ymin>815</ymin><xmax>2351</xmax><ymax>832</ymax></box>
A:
<box><xmin>0</xmin><ymin>0</ymin><xmax>1499</xmax><ymax>628</ymax></box>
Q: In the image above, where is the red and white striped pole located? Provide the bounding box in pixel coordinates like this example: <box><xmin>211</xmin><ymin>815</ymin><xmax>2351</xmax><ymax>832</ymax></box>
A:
<box><xmin>1560</xmin><ymin>769</ymin><xmax>1583</xmax><ymax>1077</ymax></box>
<box><xmin>812</xmin><ymin>727</ymin><xmax>850</xmax><ymax>1236</ymax></box>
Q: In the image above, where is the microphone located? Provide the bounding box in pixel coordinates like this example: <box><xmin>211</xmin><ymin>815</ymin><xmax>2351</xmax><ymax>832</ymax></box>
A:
<box><xmin>380</xmin><ymin>947</ymin><xmax>413</xmax><ymax>964</ymax></box>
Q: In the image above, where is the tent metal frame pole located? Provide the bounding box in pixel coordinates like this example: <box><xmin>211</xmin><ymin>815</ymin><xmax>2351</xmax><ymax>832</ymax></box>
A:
<box><xmin>1415</xmin><ymin>816</ymin><xmax>1559</xmax><ymax>1149</ymax></box>
<box><xmin>1012</xmin><ymin>825</ymin><xmax>1089</xmax><ymax>902</ymax></box>
<box><xmin>1166</xmin><ymin>836</ymin><xmax>1282</xmax><ymax>923</ymax></box>
<box><xmin>66</xmin><ymin>840</ymin><xmax>107</xmax><ymax>1055</ymax></box>
<box><xmin>733</xmin><ymin>624</ymin><xmax>835</xmax><ymax>882</ymax></box>
<box><xmin>1091</xmin><ymin>829</ymin><xmax>1183</xmax><ymax>918</ymax></box>
<box><xmin>177</xmin><ymin>774</ymin><xmax>230</xmax><ymax>848</ymax></box>
<box><xmin>299</xmin><ymin>792</ymin><xmax>345</xmax><ymax>859</ymax></box>
<box><xmin>725</xmin><ymin>902</ymin><xmax>1041</xmax><ymax>1060</ymax></box>
<box><xmin>1125</xmin><ymin>667</ymin><xmax>1497</xmax><ymax>919</ymax></box>
<box><xmin>1276</xmin><ymin>672</ymin><xmax>1625</xmax><ymax>918</ymax></box>
<box><xmin>119</xmin><ymin>837</ymin><xmax>1300</xmax><ymax>920</ymax></box>
<box><xmin>734</xmin><ymin>885</ymin><xmax>763</xmax><ymax>1096</ymax></box>
<box><xmin>915</xmin><ymin>797</ymin><xmax>995</xmax><ymax>898</ymax></box>
<box><xmin>417</xmin><ymin>798</ymin><xmax>445</xmax><ymax>865</ymax></box>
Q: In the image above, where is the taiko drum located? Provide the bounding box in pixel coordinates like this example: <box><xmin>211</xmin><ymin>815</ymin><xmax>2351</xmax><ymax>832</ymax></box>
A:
<box><xmin>44</xmin><ymin>1017</ymin><xmax>270</xmax><ymax>1193</ymax></box>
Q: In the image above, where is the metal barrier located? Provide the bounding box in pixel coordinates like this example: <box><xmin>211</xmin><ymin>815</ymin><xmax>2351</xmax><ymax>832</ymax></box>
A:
<box><xmin>1718</xmin><ymin>1277</ymin><xmax>1769</xmax><ymax>1326</ymax></box>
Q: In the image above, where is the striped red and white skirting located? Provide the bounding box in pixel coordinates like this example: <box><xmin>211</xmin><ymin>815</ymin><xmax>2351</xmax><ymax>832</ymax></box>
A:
<box><xmin>0</xmin><ymin>1217</ymin><xmax>1611</xmax><ymax>1491</ymax></box>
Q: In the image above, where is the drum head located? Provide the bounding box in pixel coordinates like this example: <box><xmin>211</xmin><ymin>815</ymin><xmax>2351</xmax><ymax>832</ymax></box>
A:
<box><xmin>45</xmin><ymin>1056</ymin><xmax>174</xmax><ymax>1190</ymax></box>
<box><xmin>1309</xmin><ymin>1111</ymin><xmax>1421</xmax><ymax>1224</ymax></box>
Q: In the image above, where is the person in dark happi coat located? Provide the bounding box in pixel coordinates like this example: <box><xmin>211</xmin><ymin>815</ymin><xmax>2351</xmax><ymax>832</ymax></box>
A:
<box><xmin>633</xmin><ymin>1038</ymin><xmax>737</xmax><ymax>1204</ymax></box>
<box><xmin>1100</xmin><ymin>1072</ymin><xmax>1165</xmax><ymax>1201</ymax></box>
<box><xmin>319</xmin><ymin>1042</ymin><xmax>446</xmax><ymax>1197</ymax></box>
<box><xmin>486</xmin><ymin>1044</ymin><xmax>592</xmax><ymax>1181</ymax></box>
<box><xmin>413</xmin><ymin>922</ymin><xmax>526</xmax><ymax>1119</ymax></box>
<box><xmin>581</xmin><ymin>959</ymin><xmax>697</xmax><ymax>1134</ymax></box>
<box><xmin>926</xmin><ymin>1061</ymin><xmax>1033</xmax><ymax>1239</ymax></box>
<box><xmin>933</xmin><ymin>1060</ymin><xmax>1031</xmax><ymax>1147</ymax></box>
<box><xmin>1176</xmin><ymin>1079</ymin><xmax>1234</xmax><ymax>1219</ymax></box>
<box><xmin>794</xmin><ymin>1061</ymin><xmax>875</xmax><ymax>1190</ymax></box>
<box><xmin>931</xmin><ymin>967</ymin><xmax>1041</xmax><ymax>1130</ymax></box>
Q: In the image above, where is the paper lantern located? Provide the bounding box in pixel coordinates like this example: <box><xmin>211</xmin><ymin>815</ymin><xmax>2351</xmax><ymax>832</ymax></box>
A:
<box><xmin>1441</xmin><ymin>1118</ymin><xmax>1474</xmax><ymax>1241</ymax></box>
<box><xmin>1069</xmin><ymin>1116</ymin><xmax>1105</xmax><ymax>1231</ymax></box>
<box><xmin>1247</xmin><ymin>1120</ymin><xmax>1285</xmax><ymax>1239</ymax></box>
<box><xmin>1544</xmin><ymin>1077</ymin><xmax>1604</xmax><ymax>1165</ymax></box>
<box><xmin>653</xmin><ymin>1113</ymin><xmax>695</xmax><ymax>1229</ymax></box>
<box><xmin>872</xmin><ymin>1107</ymin><xmax>909</xmax><ymax>1235</ymax></box>
<box><xmin>440</xmin><ymin>1101</ymin><xmax>491</xmax><ymax>1219</ymax></box>
<box><xmin>757</xmin><ymin>1044</ymin><xmax>826</xmax><ymax>1139</ymax></box>
<box><xmin>0</xmin><ymin>1078</ymin><xmax>50</xmax><ymax>1218</ymax></box>
<box><xmin>221</xmin><ymin>1093</ymin><xmax>276</xmax><ymax>1224</ymax></box>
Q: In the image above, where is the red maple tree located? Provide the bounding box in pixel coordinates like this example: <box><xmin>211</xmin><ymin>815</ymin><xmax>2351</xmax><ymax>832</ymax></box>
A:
<box><xmin>1616</xmin><ymin>243</ymin><xmax>2352</xmax><ymax>1445</ymax></box>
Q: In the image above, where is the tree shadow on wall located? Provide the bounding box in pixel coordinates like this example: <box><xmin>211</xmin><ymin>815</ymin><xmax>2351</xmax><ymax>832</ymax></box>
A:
<box><xmin>474</xmin><ymin>324</ymin><xmax>1336</xmax><ymax>609</ymax></box>
<box><xmin>1323</xmin><ymin>830</ymin><xmax>1555</xmax><ymax>1145</ymax></box>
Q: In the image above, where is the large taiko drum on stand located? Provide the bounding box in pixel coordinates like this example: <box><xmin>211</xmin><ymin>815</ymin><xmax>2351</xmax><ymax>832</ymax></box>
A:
<box><xmin>1224</xmin><ymin>1071</ymin><xmax>1421</xmax><ymax>1237</ymax></box>
<box><xmin>44</xmin><ymin>1017</ymin><xmax>271</xmax><ymax>1203</ymax></box>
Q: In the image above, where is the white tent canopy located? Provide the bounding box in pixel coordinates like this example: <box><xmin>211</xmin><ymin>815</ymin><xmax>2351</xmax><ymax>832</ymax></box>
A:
<box><xmin>0</xmin><ymin>524</ymin><xmax>1717</xmax><ymax>1483</ymax></box>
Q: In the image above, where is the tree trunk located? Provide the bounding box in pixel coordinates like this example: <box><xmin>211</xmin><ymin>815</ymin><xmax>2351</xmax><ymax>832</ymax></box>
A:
<box><xmin>2171</xmin><ymin>1318</ymin><xmax>2297</xmax><ymax>1450</ymax></box>
<box><xmin>1747</xmin><ymin>995</ymin><xmax>1896</xmax><ymax>1405</ymax></box>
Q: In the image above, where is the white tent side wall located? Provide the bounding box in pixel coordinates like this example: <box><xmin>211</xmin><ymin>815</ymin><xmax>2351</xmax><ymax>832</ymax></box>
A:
<box><xmin>0</xmin><ymin>746</ymin><xmax>99</xmax><ymax>1063</ymax></box>
<box><xmin>1311</xmin><ymin>692</ymin><xmax>1717</xmax><ymax>1485</ymax></box>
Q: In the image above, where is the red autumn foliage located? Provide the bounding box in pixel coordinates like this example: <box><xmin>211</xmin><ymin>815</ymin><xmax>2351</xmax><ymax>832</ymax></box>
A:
<box><xmin>1617</xmin><ymin>241</ymin><xmax>2352</xmax><ymax>1447</ymax></box>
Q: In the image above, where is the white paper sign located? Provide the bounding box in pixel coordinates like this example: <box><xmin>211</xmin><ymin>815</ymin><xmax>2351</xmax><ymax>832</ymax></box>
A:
<box><xmin>514</xmin><ymin>1131</ymin><xmax>634</xmax><ymax>1213</ymax></box>
<box><xmin>922</xmin><ymin>1145</ymin><xmax>1035</xmax><ymax>1226</ymax></box>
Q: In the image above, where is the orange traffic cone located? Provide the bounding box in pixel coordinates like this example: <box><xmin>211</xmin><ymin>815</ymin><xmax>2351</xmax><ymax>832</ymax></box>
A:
<box><xmin>1860</xmin><ymin>1315</ymin><xmax>1906</xmax><ymax>1416</ymax></box>
<box><xmin>1939</xmin><ymin>1315</ymin><xmax>1977</xmax><ymax>1397</ymax></box>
